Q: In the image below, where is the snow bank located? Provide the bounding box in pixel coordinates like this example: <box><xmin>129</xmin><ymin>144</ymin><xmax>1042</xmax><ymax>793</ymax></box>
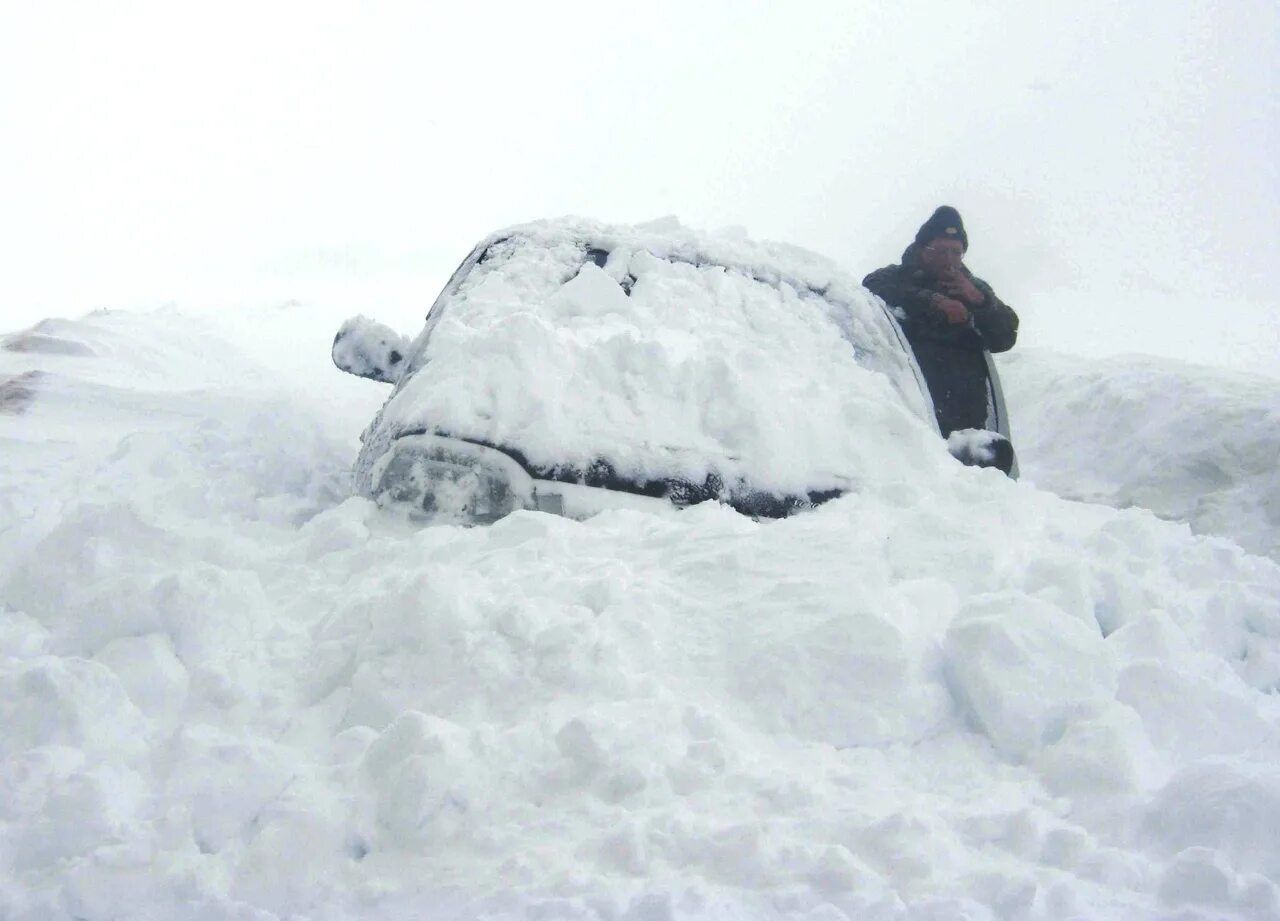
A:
<box><xmin>3</xmin><ymin>301</ymin><xmax>1280</xmax><ymax>919</ymax></box>
<box><xmin>1001</xmin><ymin>348</ymin><xmax>1280</xmax><ymax>562</ymax></box>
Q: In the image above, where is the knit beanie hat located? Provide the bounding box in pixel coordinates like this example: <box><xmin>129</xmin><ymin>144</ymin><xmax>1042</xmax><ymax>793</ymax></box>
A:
<box><xmin>915</xmin><ymin>206</ymin><xmax>968</xmax><ymax>250</ymax></box>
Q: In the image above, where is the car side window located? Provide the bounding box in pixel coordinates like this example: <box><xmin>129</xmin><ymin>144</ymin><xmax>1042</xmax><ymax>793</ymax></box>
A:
<box><xmin>583</xmin><ymin>246</ymin><xmax>637</xmax><ymax>295</ymax></box>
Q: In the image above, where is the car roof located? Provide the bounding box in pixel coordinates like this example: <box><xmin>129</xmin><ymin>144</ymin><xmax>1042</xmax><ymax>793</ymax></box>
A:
<box><xmin>455</xmin><ymin>216</ymin><xmax>861</xmax><ymax>307</ymax></box>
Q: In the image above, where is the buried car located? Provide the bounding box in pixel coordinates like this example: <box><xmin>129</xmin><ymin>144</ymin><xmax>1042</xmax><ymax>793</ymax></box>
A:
<box><xmin>333</xmin><ymin>217</ymin><xmax>1016</xmax><ymax>523</ymax></box>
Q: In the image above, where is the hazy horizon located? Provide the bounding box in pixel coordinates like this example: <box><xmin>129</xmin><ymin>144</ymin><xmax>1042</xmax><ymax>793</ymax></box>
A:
<box><xmin>3</xmin><ymin>0</ymin><xmax>1276</xmax><ymax>376</ymax></box>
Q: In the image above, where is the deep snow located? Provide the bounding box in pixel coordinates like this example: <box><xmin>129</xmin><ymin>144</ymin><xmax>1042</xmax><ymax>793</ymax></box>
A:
<box><xmin>2</xmin><ymin>295</ymin><xmax>1280</xmax><ymax>920</ymax></box>
<box><xmin>1002</xmin><ymin>348</ymin><xmax>1280</xmax><ymax>564</ymax></box>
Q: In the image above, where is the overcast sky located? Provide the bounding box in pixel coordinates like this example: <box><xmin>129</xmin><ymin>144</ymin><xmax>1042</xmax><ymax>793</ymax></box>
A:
<box><xmin>2</xmin><ymin>1</ymin><xmax>1276</xmax><ymax>375</ymax></box>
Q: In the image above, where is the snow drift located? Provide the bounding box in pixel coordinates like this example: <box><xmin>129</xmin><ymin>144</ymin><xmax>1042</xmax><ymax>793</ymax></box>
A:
<box><xmin>1002</xmin><ymin>348</ymin><xmax>1280</xmax><ymax>563</ymax></box>
<box><xmin>2</xmin><ymin>292</ymin><xmax>1280</xmax><ymax>920</ymax></box>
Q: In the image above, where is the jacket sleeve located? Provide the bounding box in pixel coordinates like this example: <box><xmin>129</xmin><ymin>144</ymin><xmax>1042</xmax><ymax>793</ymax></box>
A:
<box><xmin>969</xmin><ymin>278</ymin><xmax>1019</xmax><ymax>353</ymax></box>
<box><xmin>862</xmin><ymin>265</ymin><xmax>939</xmax><ymax>325</ymax></box>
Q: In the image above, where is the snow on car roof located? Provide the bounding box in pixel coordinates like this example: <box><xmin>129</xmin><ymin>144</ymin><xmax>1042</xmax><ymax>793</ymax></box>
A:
<box><xmin>375</xmin><ymin>216</ymin><xmax>948</xmax><ymax>496</ymax></box>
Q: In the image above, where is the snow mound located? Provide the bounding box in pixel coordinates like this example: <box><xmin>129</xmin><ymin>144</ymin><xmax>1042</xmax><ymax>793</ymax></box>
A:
<box><xmin>1002</xmin><ymin>348</ymin><xmax>1280</xmax><ymax>562</ymax></box>
<box><xmin>3</xmin><ymin>307</ymin><xmax>1280</xmax><ymax>920</ymax></box>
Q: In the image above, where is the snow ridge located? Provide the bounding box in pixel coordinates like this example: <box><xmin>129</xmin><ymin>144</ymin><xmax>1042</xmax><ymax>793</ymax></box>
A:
<box><xmin>1003</xmin><ymin>348</ymin><xmax>1280</xmax><ymax>562</ymax></box>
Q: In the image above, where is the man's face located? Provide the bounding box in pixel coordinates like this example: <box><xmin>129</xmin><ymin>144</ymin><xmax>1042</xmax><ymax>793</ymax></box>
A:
<box><xmin>919</xmin><ymin>237</ymin><xmax>965</xmax><ymax>277</ymax></box>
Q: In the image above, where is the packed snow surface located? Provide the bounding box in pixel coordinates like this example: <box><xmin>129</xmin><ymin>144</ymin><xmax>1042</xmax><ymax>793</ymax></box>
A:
<box><xmin>4</xmin><ymin>260</ymin><xmax>1280</xmax><ymax>918</ymax></box>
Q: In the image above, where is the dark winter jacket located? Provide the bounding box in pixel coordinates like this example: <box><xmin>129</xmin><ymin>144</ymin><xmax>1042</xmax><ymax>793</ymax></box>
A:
<box><xmin>862</xmin><ymin>244</ymin><xmax>1018</xmax><ymax>353</ymax></box>
<box><xmin>863</xmin><ymin>245</ymin><xmax>1019</xmax><ymax>435</ymax></box>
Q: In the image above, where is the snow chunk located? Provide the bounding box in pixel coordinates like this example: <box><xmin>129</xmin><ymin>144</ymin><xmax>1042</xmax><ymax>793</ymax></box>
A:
<box><xmin>547</xmin><ymin>262</ymin><xmax>632</xmax><ymax>318</ymax></box>
<box><xmin>1117</xmin><ymin>660</ymin><xmax>1280</xmax><ymax>761</ymax></box>
<box><xmin>0</xmin><ymin>657</ymin><xmax>147</xmax><ymax>762</ymax></box>
<box><xmin>164</xmin><ymin>726</ymin><xmax>300</xmax><ymax>855</ymax></box>
<box><xmin>93</xmin><ymin>632</ymin><xmax>189</xmax><ymax>726</ymax></box>
<box><xmin>944</xmin><ymin>592</ymin><xmax>1117</xmax><ymax>761</ymax></box>
<box><xmin>360</xmin><ymin>711</ymin><xmax>476</xmax><ymax>849</ymax></box>
<box><xmin>0</xmin><ymin>607</ymin><xmax>49</xmax><ymax>661</ymax></box>
<box><xmin>734</xmin><ymin>608</ymin><xmax>951</xmax><ymax>747</ymax></box>
<box><xmin>1142</xmin><ymin>760</ymin><xmax>1280</xmax><ymax>879</ymax></box>
<box><xmin>1032</xmin><ymin>703</ymin><xmax>1161</xmax><ymax>796</ymax></box>
<box><xmin>1157</xmin><ymin>847</ymin><xmax>1237</xmax><ymax>910</ymax></box>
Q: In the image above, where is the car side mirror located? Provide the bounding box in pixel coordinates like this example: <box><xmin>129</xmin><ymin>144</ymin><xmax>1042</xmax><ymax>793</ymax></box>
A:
<box><xmin>332</xmin><ymin>316</ymin><xmax>411</xmax><ymax>385</ymax></box>
<box><xmin>947</xmin><ymin>429</ymin><xmax>1016</xmax><ymax>476</ymax></box>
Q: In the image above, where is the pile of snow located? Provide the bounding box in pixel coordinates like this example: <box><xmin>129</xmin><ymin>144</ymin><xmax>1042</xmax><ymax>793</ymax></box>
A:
<box><xmin>1002</xmin><ymin>348</ymin><xmax>1280</xmax><ymax>562</ymax></box>
<box><xmin>372</xmin><ymin>217</ymin><xmax>941</xmax><ymax>496</ymax></box>
<box><xmin>3</xmin><ymin>295</ymin><xmax>1280</xmax><ymax>919</ymax></box>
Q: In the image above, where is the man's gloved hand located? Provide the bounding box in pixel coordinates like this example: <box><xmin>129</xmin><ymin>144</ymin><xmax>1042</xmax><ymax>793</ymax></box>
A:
<box><xmin>934</xmin><ymin>296</ymin><xmax>971</xmax><ymax>324</ymax></box>
<box><xmin>940</xmin><ymin>270</ymin><xmax>986</xmax><ymax>306</ymax></box>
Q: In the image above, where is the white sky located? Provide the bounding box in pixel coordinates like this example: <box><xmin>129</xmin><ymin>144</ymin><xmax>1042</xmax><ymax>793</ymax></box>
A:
<box><xmin>2</xmin><ymin>0</ymin><xmax>1277</xmax><ymax>375</ymax></box>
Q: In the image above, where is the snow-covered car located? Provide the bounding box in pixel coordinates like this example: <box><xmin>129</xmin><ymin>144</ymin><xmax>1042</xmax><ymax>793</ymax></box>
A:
<box><xmin>333</xmin><ymin>217</ymin><xmax>1015</xmax><ymax>522</ymax></box>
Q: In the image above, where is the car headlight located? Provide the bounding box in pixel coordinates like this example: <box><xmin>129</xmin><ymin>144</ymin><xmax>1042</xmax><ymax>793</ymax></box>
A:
<box><xmin>369</xmin><ymin>434</ymin><xmax>535</xmax><ymax>524</ymax></box>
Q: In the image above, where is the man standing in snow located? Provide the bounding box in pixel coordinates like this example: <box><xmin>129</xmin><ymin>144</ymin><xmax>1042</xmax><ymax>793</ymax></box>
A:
<box><xmin>863</xmin><ymin>206</ymin><xmax>1019</xmax><ymax>437</ymax></box>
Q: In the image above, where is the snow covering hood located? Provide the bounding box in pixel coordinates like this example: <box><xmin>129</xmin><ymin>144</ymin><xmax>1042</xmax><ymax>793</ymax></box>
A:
<box><xmin>363</xmin><ymin>217</ymin><xmax>945</xmax><ymax>499</ymax></box>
